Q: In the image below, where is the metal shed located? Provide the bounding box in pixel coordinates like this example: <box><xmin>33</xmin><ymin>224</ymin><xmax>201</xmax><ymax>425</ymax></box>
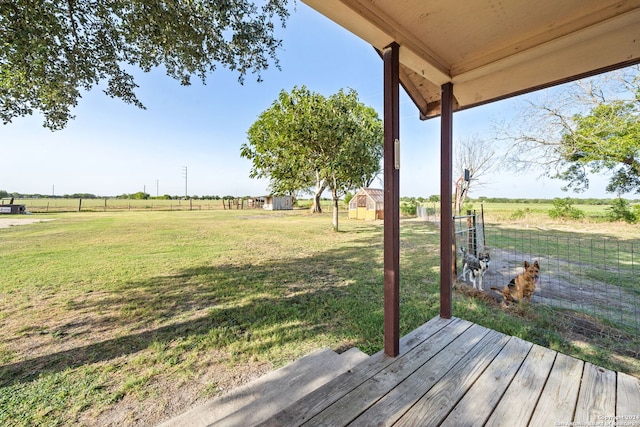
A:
<box><xmin>348</xmin><ymin>188</ymin><xmax>384</xmax><ymax>220</ymax></box>
<box><xmin>262</xmin><ymin>195</ymin><xmax>294</xmax><ymax>211</ymax></box>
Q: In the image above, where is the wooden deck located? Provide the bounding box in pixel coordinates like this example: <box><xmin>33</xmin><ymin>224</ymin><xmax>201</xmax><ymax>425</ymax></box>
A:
<box><xmin>258</xmin><ymin>316</ymin><xmax>640</xmax><ymax>427</ymax></box>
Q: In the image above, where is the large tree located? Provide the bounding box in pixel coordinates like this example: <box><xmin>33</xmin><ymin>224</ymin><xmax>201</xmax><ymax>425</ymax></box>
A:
<box><xmin>0</xmin><ymin>0</ymin><xmax>289</xmax><ymax>130</ymax></box>
<box><xmin>495</xmin><ymin>66</ymin><xmax>640</xmax><ymax>195</ymax></box>
<box><xmin>242</xmin><ymin>86</ymin><xmax>383</xmax><ymax>230</ymax></box>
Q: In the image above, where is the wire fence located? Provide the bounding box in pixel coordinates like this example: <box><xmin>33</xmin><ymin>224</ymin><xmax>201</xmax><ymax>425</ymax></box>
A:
<box><xmin>453</xmin><ymin>217</ymin><xmax>639</xmax><ymax>354</ymax></box>
<box><xmin>12</xmin><ymin>198</ymin><xmax>231</xmax><ymax>213</ymax></box>
<box><xmin>486</xmin><ymin>229</ymin><xmax>638</xmax><ymax>336</ymax></box>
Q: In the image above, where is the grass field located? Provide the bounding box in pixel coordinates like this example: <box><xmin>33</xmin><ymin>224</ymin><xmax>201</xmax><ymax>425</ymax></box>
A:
<box><xmin>11</xmin><ymin>197</ymin><xmax>629</xmax><ymax>223</ymax></box>
<box><xmin>12</xmin><ymin>198</ymin><xmax>227</xmax><ymax>212</ymax></box>
<box><xmin>464</xmin><ymin>201</ymin><xmax>615</xmax><ymax>222</ymax></box>
<box><xmin>0</xmin><ymin>208</ymin><xmax>638</xmax><ymax>426</ymax></box>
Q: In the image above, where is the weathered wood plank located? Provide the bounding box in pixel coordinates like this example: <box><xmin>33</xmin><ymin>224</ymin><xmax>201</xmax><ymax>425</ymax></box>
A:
<box><xmin>574</xmin><ymin>362</ymin><xmax>617</xmax><ymax>423</ymax></box>
<box><xmin>301</xmin><ymin>322</ymin><xmax>487</xmax><ymax>426</ymax></box>
<box><xmin>208</xmin><ymin>349</ymin><xmax>369</xmax><ymax>427</ymax></box>
<box><xmin>485</xmin><ymin>344</ymin><xmax>556</xmax><ymax>426</ymax></box>
<box><xmin>440</xmin><ymin>336</ymin><xmax>533</xmax><ymax>427</ymax></box>
<box><xmin>528</xmin><ymin>352</ymin><xmax>584</xmax><ymax>426</ymax></box>
<box><xmin>397</xmin><ymin>315</ymin><xmax>455</xmax><ymax>354</ymax></box>
<box><xmin>348</xmin><ymin>327</ymin><xmax>504</xmax><ymax>427</ymax></box>
<box><xmin>254</xmin><ymin>316</ymin><xmax>634</xmax><ymax>427</ymax></box>
<box><xmin>617</xmin><ymin>372</ymin><xmax>640</xmax><ymax>418</ymax></box>
<box><xmin>257</xmin><ymin>316</ymin><xmax>469</xmax><ymax>426</ymax></box>
<box><xmin>391</xmin><ymin>331</ymin><xmax>510</xmax><ymax>427</ymax></box>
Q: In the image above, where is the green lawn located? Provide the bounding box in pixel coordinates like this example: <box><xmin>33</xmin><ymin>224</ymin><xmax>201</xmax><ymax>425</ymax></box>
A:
<box><xmin>0</xmin><ymin>209</ymin><xmax>638</xmax><ymax>426</ymax></box>
<box><xmin>464</xmin><ymin>201</ymin><xmax>614</xmax><ymax>222</ymax></box>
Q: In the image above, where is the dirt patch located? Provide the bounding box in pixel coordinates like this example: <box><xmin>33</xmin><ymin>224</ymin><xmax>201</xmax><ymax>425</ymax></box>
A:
<box><xmin>89</xmin><ymin>358</ymin><xmax>273</xmax><ymax>427</ymax></box>
<box><xmin>0</xmin><ymin>217</ymin><xmax>54</xmax><ymax>228</ymax></box>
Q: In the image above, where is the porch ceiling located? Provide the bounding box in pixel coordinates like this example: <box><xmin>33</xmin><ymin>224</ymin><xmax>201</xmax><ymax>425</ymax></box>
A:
<box><xmin>301</xmin><ymin>0</ymin><xmax>640</xmax><ymax>118</ymax></box>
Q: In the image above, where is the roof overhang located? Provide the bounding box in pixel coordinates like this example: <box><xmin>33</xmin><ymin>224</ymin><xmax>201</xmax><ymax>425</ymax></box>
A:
<box><xmin>302</xmin><ymin>0</ymin><xmax>640</xmax><ymax>119</ymax></box>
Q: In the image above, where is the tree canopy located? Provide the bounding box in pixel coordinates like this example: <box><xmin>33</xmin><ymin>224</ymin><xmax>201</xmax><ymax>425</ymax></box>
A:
<box><xmin>496</xmin><ymin>65</ymin><xmax>640</xmax><ymax>195</ymax></box>
<box><xmin>559</xmin><ymin>99</ymin><xmax>640</xmax><ymax>194</ymax></box>
<box><xmin>241</xmin><ymin>85</ymin><xmax>383</xmax><ymax>230</ymax></box>
<box><xmin>0</xmin><ymin>0</ymin><xmax>289</xmax><ymax>130</ymax></box>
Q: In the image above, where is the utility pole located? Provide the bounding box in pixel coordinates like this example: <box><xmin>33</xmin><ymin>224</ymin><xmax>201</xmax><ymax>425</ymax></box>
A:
<box><xmin>182</xmin><ymin>166</ymin><xmax>188</xmax><ymax>199</ymax></box>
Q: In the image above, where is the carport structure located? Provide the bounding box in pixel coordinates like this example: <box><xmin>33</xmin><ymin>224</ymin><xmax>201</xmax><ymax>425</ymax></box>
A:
<box><xmin>301</xmin><ymin>0</ymin><xmax>640</xmax><ymax>357</ymax></box>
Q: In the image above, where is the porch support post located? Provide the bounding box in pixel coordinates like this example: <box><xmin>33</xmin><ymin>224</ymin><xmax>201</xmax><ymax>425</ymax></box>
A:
<box><xmin>383</xmin><ymin>42</ymin><xmax>400</xmax><ymax>357</ymax></box>
<box><xmin>440</xmin><ymin>82</ymin><xmax>454</xmax><ymax>319</ymax></box>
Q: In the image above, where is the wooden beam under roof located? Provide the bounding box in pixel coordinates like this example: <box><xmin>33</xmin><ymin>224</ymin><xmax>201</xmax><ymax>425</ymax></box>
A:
<box><xmin>302</xmin><ymin>0</ymin><xmax>640</xmax><ymax>114</ymax></box>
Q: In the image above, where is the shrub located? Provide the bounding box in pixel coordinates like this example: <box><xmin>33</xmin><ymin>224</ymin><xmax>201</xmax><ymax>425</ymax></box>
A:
<box><xmin>548</xmin><ymin>198</ymin><xmax>585</xmax><ymax>220</ymax></box>
<box><xmin>400</xmin><ymin>200</ymin><xmax>417</xmax><ymax>216</ymax></box>
<box><xmin>511</xmin><ymin>208</ymin><xmax>528</xmax><ymax>220</ymax></box>
<box><xmin>607</xmin><ymin>198</ymin><xmax>637</xmax><ymax>223</ymax></box>
<box><xmin>460</xmin><ymin>202</ymin><xmax>474</xmax><ymax>213</ymax></box>
<box><xmin>344</xmin><ymin>192</ymin><xmax>354</xmax><ymax>205</ymax></box>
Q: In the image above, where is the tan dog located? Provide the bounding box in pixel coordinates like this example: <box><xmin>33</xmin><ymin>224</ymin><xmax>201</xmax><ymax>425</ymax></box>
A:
<box><xmin>493</xmin><ymin>260</ymin><xmax>540</xmax><ymax>304</ymax></box>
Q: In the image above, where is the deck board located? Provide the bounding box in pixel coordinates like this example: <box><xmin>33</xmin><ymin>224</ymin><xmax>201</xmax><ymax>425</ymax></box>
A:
<box><xmin>300</xmin><ymin>320</ymin><xmax>479</xmax><ymax>426</ymax></box>
<box><xmin>259</xmin><ymin>316</ymin><xmax>638</xmax><ymax>427</ymax></box>
<box><xmin>617</xmin><ymin>371</ymin><xmax>640</xmax><ymax>417</ymax></box>
<box><xmin>528</xmin><ymin>352</ymin><xmax>584</xmax><ymax>426</ymax></box>
<box><xmin>258</xmin><ymin>316</ymin><xmax>464</xmax><ymax>426</ymax></box>
<box><xmin>574</xmin><ymin>362</ymin><xmax>617</xmax><ymax>423</ymax></box>
<box><xmin>485</xmin><ymin>344</ymin><xmax>557</xmax><ymax>426</ymax></box>
<box><xmin>346</xmin><ymin>325</ymin><xmax>496</xmax><ymax>427</ymax></box>
<box><xmin>393</xmin><ymin>330</ymin><xmax>509</xmax><ymax>427</ymax></box>
<box><xmin>440</xmin><ymin>336</ymin><xmax>533</xmax><ymax>426</ymax></box>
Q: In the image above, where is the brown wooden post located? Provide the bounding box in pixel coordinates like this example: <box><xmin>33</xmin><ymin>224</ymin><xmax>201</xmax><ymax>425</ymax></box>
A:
<box><xmin>383</xmin><ymin>42</ymin><xmax>400</xmax><ymax>357</ymax></box>
<box><xmin>440</xmin><ymin>82</ymin><xmax>454</xmax><ymax>319</ymax></box>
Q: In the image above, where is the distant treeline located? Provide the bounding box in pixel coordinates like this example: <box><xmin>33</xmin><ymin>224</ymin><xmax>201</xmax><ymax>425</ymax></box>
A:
<box><xmin>397</xmin><ymin>195</ymin><xmax>639</xmax><ymax>205</ymax></box>
<box><xmin>2</xmin><ymin>189</ymin><xmax>639</xmax><ymax>205</ymax></box>
<box><xmin>471</xmin><ymin>196</ymin><xmax>640</xmax><ymax>204</ymax></box>
<box><xmin>0</xmin><ymin>190</ymin><xmax>252</xmax><ymax>201</ymax></box>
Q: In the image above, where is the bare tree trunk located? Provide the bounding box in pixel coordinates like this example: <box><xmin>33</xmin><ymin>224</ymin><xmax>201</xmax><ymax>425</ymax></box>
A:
<box><xmin>455</xmin><ymin>180</ymin><xmax>470</xmax><ymax>214</ymax></box>
<box><xmin>332</xmin><ymin>188</ymin><xmax>339</xmax><ymax>231</ymax></box>
<box><xmin>311</xmin><ymin>188</ymin><xmax>323</xmax><ymax>213</ymax></box>
<box><xmin>311</xmin><ymin>174</ymin><xmax>326</xmax><ymax>213</ymax></box>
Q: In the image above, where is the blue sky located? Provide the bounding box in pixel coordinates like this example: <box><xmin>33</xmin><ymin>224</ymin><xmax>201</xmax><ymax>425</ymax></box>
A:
<box><xmin>0</xmin><ymin>3</ymin><xmax>614</xmax><ymax>199</ymax></box>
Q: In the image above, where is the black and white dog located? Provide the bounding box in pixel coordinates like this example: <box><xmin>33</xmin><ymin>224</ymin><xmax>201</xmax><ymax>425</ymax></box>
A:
<box><xmin>460</xmin><ymin>247</ymin><xmax>491</xmax><ymax>291</ymax></box>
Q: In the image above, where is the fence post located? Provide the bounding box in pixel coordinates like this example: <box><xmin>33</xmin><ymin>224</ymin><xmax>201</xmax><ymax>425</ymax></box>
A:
<box><xmin>480</xmin><ymin>203</ymin><xmax>486</xmax><ymax>248</ymax></box>
<box><xmin>466</xmin><ymin>210</ymin><xmax>474</xmax><ymax>255</ymax></box>
<box><xmin>452</xmin><ymin>218</ymin><xmax>457</xmax><ymax>278</ymax></box>
<box><xmin>78</xmin><ymin>198</ymin><xmax>82</xmax><ymax>212</ymax></box>
<box><xmin>472</xmin><ymin>210</ymin><xmax>478</xmax><ymax>252</ymax></box>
